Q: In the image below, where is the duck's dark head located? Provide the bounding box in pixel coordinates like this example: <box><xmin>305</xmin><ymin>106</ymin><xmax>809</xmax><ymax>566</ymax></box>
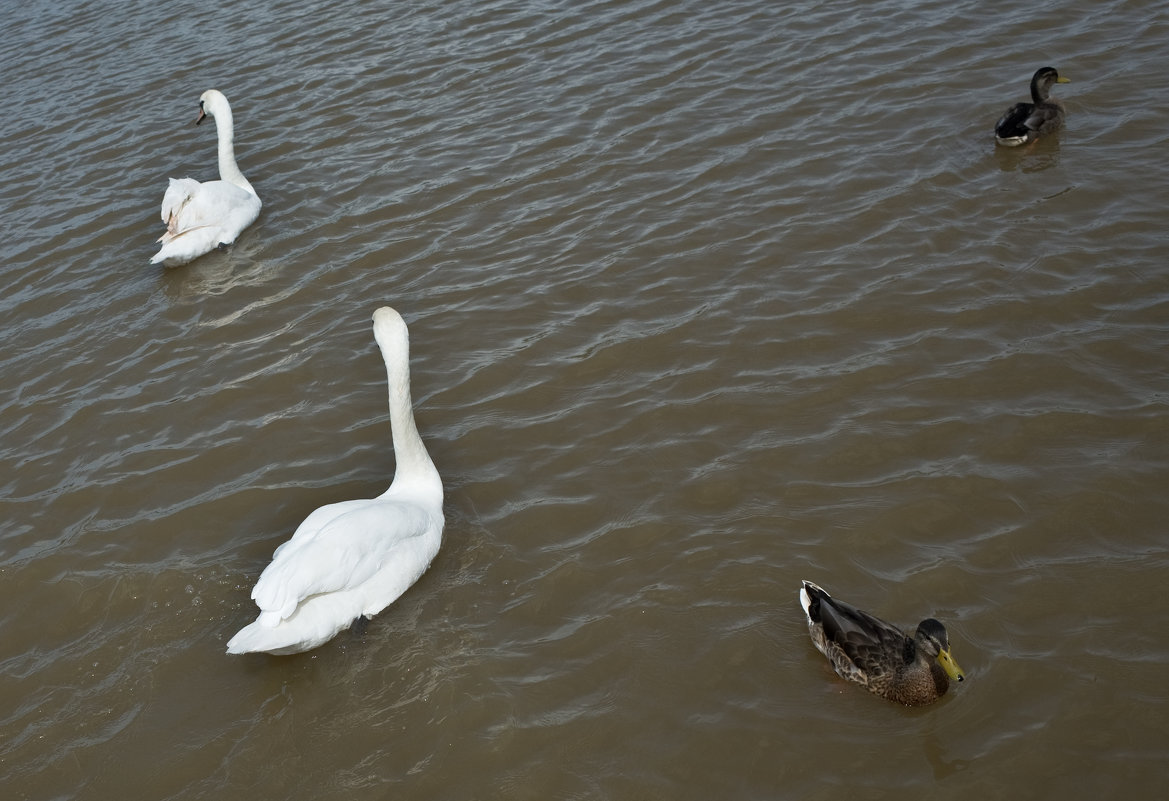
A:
<box><xmin>1031</xmin><ymin>66</ymin><xmax>1070</xmax><ymax>102</ymax></box>
<box><xmin>915</xmin><ymin>618</ymin><xmax>965</xmax><ymax>682</ymax></box>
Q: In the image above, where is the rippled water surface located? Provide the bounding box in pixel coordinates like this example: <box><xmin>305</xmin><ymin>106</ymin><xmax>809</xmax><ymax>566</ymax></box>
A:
<box><xmin>3</xmin><ymin>0</ymin><xmax>1169</xmax><ymax>798</ymax></box>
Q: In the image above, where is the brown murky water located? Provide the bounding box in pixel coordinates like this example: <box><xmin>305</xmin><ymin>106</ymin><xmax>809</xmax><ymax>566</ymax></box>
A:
<box><xmin>3</xmin><ymin>0</ymin><xmax>1169</xmax><ymax>798</ymax></box>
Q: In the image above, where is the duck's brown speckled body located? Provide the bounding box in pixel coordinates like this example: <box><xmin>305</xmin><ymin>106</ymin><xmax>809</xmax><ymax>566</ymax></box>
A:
<box><xmin>799</xmin><ymin>580</ymin><xmax>965</xmax><ymax>706</ymax></box>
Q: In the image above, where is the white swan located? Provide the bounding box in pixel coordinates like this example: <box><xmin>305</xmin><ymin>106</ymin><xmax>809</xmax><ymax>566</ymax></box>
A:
<box><xmin>151</xmin><ymin>90</ymin><xmax>261</xmax><ymax>267</ymax></box>
<box><xmin>227</xmin><ymin>307</ymin><xmax>445</xmax><ymax>655</ymax></box>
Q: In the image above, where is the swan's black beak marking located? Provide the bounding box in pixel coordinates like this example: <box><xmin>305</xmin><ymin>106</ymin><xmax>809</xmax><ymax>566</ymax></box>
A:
<box><xmin>195</xmin><ymin>101</ymin><xmax>207</xmax><ymax>126</ymax></box>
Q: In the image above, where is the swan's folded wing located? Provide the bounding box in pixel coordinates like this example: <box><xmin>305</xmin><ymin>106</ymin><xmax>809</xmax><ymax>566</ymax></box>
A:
<box><xmin>158</xmin><ymin>179</ymin><xmax>259</xmax><ymax>240</ymax></box>
<box><xmin>151</xmin><ymin>179</ymin><xmax>262</xmax><ymax>265</ymax></box>
<box><xmin>250</xmin><ymin>500</ymin><xmax>434</xmax><ymax>625</ymax></box>
<box><xmin>158</xmin><ymin>178</ymin><xmax>202</xmax><ymax>237</ymax></box>
<box><xmin>269</xmin><ymin>499</ymin><xmax>374</xmax><ymax>561</ymax></box>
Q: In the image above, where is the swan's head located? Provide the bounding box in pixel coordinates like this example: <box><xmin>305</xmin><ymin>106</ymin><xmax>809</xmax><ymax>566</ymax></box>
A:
<box><xmin>195</xmin><ymin>89</ymin><xmax>230</xmax><ymax>126</ymax></box>
<box><xmin>372</xmin><ymin>306</ymin><xmax>409</xmax><ymax>356</ymax></box>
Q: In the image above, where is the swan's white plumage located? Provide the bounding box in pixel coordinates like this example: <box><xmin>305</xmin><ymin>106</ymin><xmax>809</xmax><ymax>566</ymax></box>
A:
<box><xmin>151</xmin><ymin>90</ymin><xmax>261</xmax><ymax>267</ymax></box>
<box><xmin>227</xmin><ymin>308</ymin><xmax>444</xmax><ymax>655</ymax></box>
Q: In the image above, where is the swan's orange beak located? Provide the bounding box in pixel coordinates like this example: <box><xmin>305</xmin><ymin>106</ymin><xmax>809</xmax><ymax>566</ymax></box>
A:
<box><xmin>195</xmin><ymin>105</ymin><xmax>207</xmax><ymax>126</ymax></box>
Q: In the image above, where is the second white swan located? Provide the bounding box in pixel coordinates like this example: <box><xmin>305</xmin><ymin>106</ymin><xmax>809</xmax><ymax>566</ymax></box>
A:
<box><xmin>151</xmin><ymin>90</ymin><xmax>261</xmax><ymax>267</ymax></box>
<box><xmin>227</xmin><ymin>307</ymin><xmax>445</xmax><ymax>655</ymax></box>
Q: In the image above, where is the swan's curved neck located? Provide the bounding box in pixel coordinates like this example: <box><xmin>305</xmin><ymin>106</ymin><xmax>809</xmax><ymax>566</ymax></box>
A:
<box><xmin>381</xmin><ymin>345</ymin><xmax>442</xmax><ymax>501</ymax></box>
<box><xmin>212</xmin><ymin>107</ymin><xmax>256</xmax><ymax>196</ymax></box>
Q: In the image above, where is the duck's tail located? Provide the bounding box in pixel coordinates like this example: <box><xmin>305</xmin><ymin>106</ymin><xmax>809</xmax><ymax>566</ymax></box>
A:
<box><xmin>799</xmin><ymin>580</ymin><xmax>829</xmax><ymax>623</ymax></box>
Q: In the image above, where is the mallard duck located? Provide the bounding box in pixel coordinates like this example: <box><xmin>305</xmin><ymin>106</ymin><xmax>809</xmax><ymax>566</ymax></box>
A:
<box><xmin>798</xmin><ymin>580</ymin><xmax>965</xmax><ymax>706</ymax></box>
<box><xmin>994</xmin><ymin>66</ymin><xmax>1071</xmax><ymax>147</ymax></box>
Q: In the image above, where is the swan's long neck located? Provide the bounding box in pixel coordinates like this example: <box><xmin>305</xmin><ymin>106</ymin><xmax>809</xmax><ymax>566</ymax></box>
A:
<box><xmin>380</xmin><ymin>334</ymin><xmax>442</xmax><ymax>503</ymax></box>
<box><xmin>213</xmin><ymin>105</ymin><xmax>256</xmax><ymax>196</ymax></box>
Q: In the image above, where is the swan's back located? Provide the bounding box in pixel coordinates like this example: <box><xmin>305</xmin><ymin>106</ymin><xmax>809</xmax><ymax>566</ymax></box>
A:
<box><xmin>250</xmin><ymin>497</ymin><xmax>439</xmax><ymax>621</ymax></box>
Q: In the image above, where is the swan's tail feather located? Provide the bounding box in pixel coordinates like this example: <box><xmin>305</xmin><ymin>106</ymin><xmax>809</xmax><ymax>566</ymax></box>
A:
<box><xmin>226</xmin><ymin>619</ymin><xmax>308</xmax><ymax>655</ymax></box>
<box><xmin>227</xmin><ymin>596</ymin><xmax>363</xmax><ymax>656</ymax></box>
